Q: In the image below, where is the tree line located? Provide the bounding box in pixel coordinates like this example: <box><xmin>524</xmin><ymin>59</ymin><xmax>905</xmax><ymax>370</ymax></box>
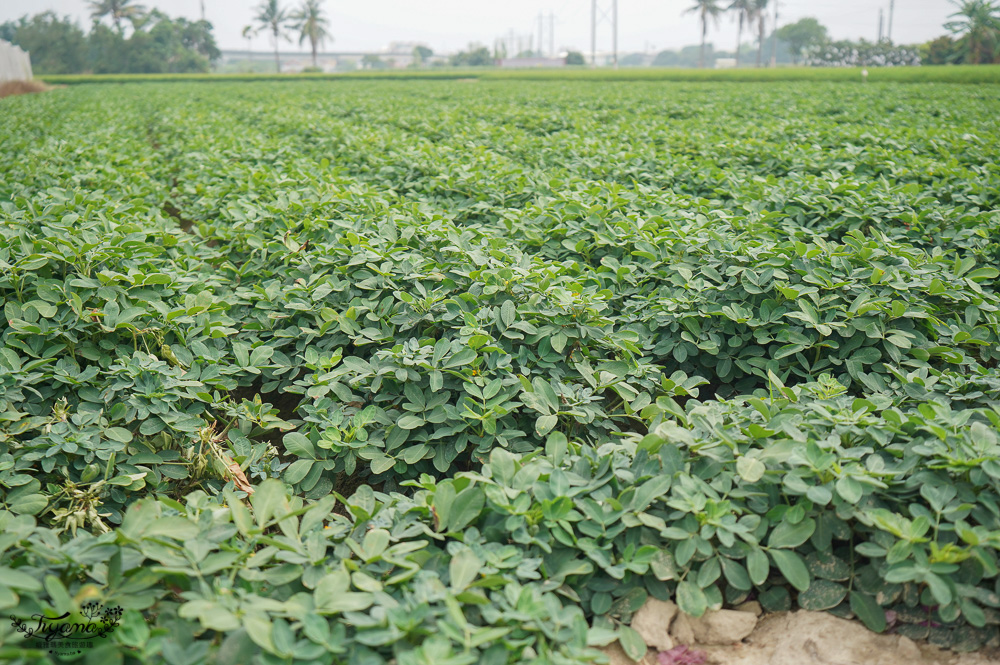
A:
<box><xmin>0</xmin><ymin>8</ymin><xmax>218</xmax><ymax>75</ymax></box>
<box><xmin>2</xmin><ymin>0</ymin><xmax>997</xmax><ymax>75</ymax></box>
<box><xmin>0</xmin><ymin>0</ymin><xmax>333</xmax><ymax>75</ymax></box>
<box><xmin>682</xmin><ymin>0</ymin><xmax>998</xmax><ymax>68</ymax></box>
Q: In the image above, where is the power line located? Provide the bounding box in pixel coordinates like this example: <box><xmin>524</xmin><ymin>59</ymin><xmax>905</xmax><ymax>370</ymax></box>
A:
<box><xmin>550</xmin><ymin>11</ymin><xmax>555</xmax><ymax>56</ymax></box>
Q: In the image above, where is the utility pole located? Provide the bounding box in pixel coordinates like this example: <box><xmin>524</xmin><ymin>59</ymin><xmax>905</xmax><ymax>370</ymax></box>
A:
<box><xmin>769</xmin><ymin>0</ymin><xmax>778</xmax><ymax>67</ymax></box>
<box><xmin>612</xmin><ymin>0</ymin><xmax>618</xmax><ymax>69</ymax></box>
<box><xmin>549</xmin><ymin>11</ymin><xmax>555</xmax><ymax>57</ymax></box>
<box><xmin>591</xmin><ymin>0</ymin><xmax>597</xmax><ymax>66</ymax></box>
<box><xmin>538</xmin><ymin>13</ymin><xmax>544</xmax><ymax>57</ymax></box>
<box><xmin>200</xmin><ymin>0</ymin><xmax>205</xmax><ymax>22</ymax></box>
<box><xmin>877</xmin><ymin>8</ymin><xmax>883</xmax><ymax>42</ymax></box>
<box><xmin>590</xmin><ymin>0</ymin><xmax>618</xmax><ymax>67</ymax></box>
<box><xmin>887</xmin><ymin>0</ymin><xmax>895</xmax><ymax>42</ymax></box>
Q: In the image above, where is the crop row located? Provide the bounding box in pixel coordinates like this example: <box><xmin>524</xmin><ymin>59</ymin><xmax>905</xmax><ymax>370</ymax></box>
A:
<box><xmin>1</xmin><ymin>80</ymin><xmax>1000</xmax><ymax>663</ymax></box>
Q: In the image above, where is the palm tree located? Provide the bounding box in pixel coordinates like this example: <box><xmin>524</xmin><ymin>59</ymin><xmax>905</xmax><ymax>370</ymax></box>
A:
<box><xmin>254</xmin><ymin>0</ymin><xmax>291</xmax><ymax>73</ymax></box>
<box><xmin>242</xmin><ymin>25</ymin><xmax>256</xmax><ymax>72</ymax></box>
<box><xmin>88</xmin><ymin>0</ymin><xmax>146</xmax><ymax>33</ymax></box>
<box><xmin>751</xmin><ymin>0</ymin><xmax>770</xmax><ymax>67</ymax></box>
<box><xmin>685</xmin><ymin>0</ymin><xmax>724</xmax><ymax>68</ymax></box>
<box><xmin>945</xmin><ymin>0</ymin><xmax>1000</xmax><ymax>64</ymax></box>
<box><xmin>729</xmin><ymin>0</ymin><xmax>754</xmax><ymax>66</ymax></box>
<box><xmin>291</xmin><ymin>0</ymin><xmax>331</xmax><ymax>68</ymax></box>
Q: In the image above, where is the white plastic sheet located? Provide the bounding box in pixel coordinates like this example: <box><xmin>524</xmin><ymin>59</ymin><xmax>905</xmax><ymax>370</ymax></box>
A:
<box><xmin>0</xmin><ymin>39</ymin><xmax>33</xmax><ymax>83</ymax></box>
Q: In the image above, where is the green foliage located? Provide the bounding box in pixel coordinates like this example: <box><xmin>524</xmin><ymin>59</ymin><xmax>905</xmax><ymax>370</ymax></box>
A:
<box><xmin>775</xmin><ymin>17</ymin><xmax>829</xmax><ymax>62</ymax></box>
<box><xmin>0</xmin><ymin>10</ymin><xmax>220</xmax><ymax>75</ymax></box>
<box><xmin>2</xmin><ymin>79</ymin><xmax>1000</xmax><ymax>661</ymax></box>
<box><xmin>449</xmin><ymin>44</ymin><xmax>494</xmax><ymax>67</ymax></box>
<box><xmin>945</xmin><ymin>0</ymin><xmax>1000</xmax><ymax>65</ymax></box>
<box><xmin>35</xmin><ymin>64</ymin><xmax>1000</xmax><ymax>84</ymax></box>
<box><xmin>0</xmin><ymin>12</ymin><xmax>88</xmax><ymax>75</ymax></box>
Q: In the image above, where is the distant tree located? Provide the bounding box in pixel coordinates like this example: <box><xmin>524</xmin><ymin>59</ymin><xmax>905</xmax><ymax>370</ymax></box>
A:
<box><xmin>0</xmin><ymin>12</ymin><xmax>88</xmax><ymax>74</ymax></box>
<box><xmin>652</xmin><ymin>49</ymin><xmax>679</xmax><ymax>66</ymax></box>
<box><xmin>685</xmin><ymin>0</ymin><xmax>724</xmax><ymax>68</ymax></box>
<box><xmin>3</xmin><ymin>9</ymin><xmax>219</xmax><ymax>74</ymax></box>
<box><xmin>729</xmin><ymin>0</ymin><xmax>754</xmax><ymax>66</ymax></box>
<box><xmin>87</xmin><ymin>22</ymin><xmax>127</xmax><ymax>72</ymax></box>
<box><xmin>449</xmin><ymin>44</ymin><xmax>493</xmax><ymax>67</ymax></box>
<box><xmin>413</xmin><ymin>44</ymin><xmax>433</xmax><ymax>65</ymax></box>
<box><xmin>620</xmin><ymin>52</ymin><xmax>647</xmax><ymax>66</ymax></box>
<box><xmin>176</xmin><ymin>18</ymin><xmax>220</xmax><ymax>62</ymax></box>
<box><xmin>921</xmin><ymin>35</ymin><xmax>963</xmax><ymax>63</ymax></box>
<box><xmin>945</xmin><ymin>0</ymin><xmax>1000</xmax><ymax>64</ymax></box>
<box><xmin>565</xmin><ymin>51</ymin><xmax>585</xmax><ymax>65</ymax></box>
<box><xmin>290</xmin><ymin>0</ymin><xmax>330</xmax><ymax>68</ymax></box>
<box><xmin>254</xmin><ymin>0</ymin><xmax>291</xmax><ymax>73</ymax></box>
<box><xmin>679</xmin><ymin>44</ymin><xmax>709</xmax><ymax>67</ymax></box>
<box><xmin>84</xmin><ymin>11</ymin><xmax>219</xmax><ymax>73</ymax></box>
<box><xmin>775</xmin><ymin>17</ymin><xmax>828</xmax><ymax>63</ymax></box>
<box><xmin>88</xmin><ymin>0</ymin><xmax>145</xmax><ymax>33</ymax></box>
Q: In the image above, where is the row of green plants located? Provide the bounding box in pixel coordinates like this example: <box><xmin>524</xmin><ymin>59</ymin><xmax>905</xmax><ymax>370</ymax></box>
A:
<box><xmin>1</xmin><ymin>80</ymin><xmax>999</xmax><ymax>662</ymax></box>
<box><xmin>36</xmin><ymin>63</ymin><xmax>1000</xmax><ymax>85</ymax></box>
<box><xmin>4</xmin><ymin>385</ymin><xmax>1000</xmax><ymax>665</ymax></box>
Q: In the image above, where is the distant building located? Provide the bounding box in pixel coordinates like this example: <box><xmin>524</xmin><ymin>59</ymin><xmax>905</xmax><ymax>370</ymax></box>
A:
<box><xmin>385</xmin><ymin>41</ymin><xmax>427</xmax><ymax>56</ymax></box>
<box><xmin>497</xmin><ymin>57</ymin><xmax>566</xmax><ymax>68</ymax></box>
<box><xmin>217</xmin><ymin>49</ymin><xmax>436</xmax><ymax>73</ymax></box>
<box><xmin>715</xmin><ymin>58</ymin><xmax>737</xmax><ymax>69</ymax></box>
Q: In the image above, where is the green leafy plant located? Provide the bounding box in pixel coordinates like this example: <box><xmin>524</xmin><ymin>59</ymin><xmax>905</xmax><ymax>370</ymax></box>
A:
<box><xmin>2</xmin><ymin>78</ymin><xmax>1000</xmax><ymax>663</ymax></box>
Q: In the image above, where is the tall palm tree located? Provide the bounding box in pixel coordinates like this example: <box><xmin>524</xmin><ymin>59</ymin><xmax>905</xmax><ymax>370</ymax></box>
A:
<box><xmin>685</xmin><ymin>0</ymin><xmax>724</xmax><ymax>68</ymax></box>
<box><xmin>751</xmin><ymin>0</ymin><xmax>770</xmax><ymax>67</ymax></box>
<box><xmin>729</xmin><ymin>0</ymin><xmax>753</xmax><ymax>66</ymax></box>
<box><xmin>254</xmin><ymin>0</ymin><xmax>291</xmax><ymax>73</ymax></box>
<box><xmin>88</xmin><ymin>0</ymin><xmax>146</xmax><ymax>33</ymax></box>
<box><xmin>242</xmin><ymin>25</ymin><xmax>255</xmax><ymax>72</ymax></box>
<box><xmin>945</xmin><ymin>0</ymin><xmax>1000</xmax><ymax>64</ymax></box>
<box><xmin>291</xmin><ymin>0</ymin><xmax>331</xmax><ymax>68</ymax></box>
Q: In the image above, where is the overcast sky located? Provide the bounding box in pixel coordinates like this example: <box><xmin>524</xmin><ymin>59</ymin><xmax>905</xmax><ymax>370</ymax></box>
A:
<box><xmin>2</xmin><ymin>0</ymin><xmax>959</xmax><ymax>54</ymax></box>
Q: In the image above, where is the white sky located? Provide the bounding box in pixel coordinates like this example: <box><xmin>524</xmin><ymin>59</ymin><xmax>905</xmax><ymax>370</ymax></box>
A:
<box><xmin>2</xmin><ymin>0</ymin><xmax>959</xmax><ymax>54</ymax></box>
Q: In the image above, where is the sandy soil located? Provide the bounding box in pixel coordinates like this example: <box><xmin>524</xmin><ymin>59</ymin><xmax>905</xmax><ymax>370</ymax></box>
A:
<box><xmin>601</xmin><ymin>602</ymin><xmax>1000</xmax><ymax>665</ymax></box>
<box><xmin>698</xmin><ymin>610</ymin><xmax>1000</xmax><ymax>665</ymax></box>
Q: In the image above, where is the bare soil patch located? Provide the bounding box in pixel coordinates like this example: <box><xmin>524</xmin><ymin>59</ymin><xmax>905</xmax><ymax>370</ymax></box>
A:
<box><xmin>603</xmin><ymin>603</ymin><xmax>1000</xmax><ymax>665</ymax></box>
<box><xmin>0</xmin><ymin>79</ymin><xmax>52</xmax><ymax>99</ymax></box>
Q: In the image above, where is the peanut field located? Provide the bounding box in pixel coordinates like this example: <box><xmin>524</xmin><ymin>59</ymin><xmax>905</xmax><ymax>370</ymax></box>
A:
<box><xmin>2</xmin><ymin>79</ymin><xmax>1000</xmax><ymax>664</ymax></box>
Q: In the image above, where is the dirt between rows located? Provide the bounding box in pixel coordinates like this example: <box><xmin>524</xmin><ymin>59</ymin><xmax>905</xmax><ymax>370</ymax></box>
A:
<box><xmin>695</xmin><ymin>611</ymin><xmax>1000</xmax><ymax>665</ymax></box>
<box><xmin>601</xmin><ymin>602</ymin><xmax>1000</xmax><ymax>665</ymax></box>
